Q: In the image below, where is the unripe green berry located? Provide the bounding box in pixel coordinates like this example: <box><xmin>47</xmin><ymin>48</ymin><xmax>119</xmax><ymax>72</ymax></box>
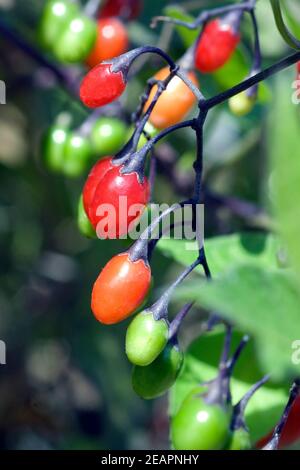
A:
<box><xmin>125</xmin><ymin>311</ymin><xmax>169</xmax><ymax>366</ymax></box>
<box><xmin>229</xmin><ymin>92</ymin><xmax>255</xmax><ymax>117</ymax></box>
<box><xmin>54</xmin><ymin>15</ymin><xmax>97</xmax><ymax>63</ymax></box>
<box><xmin>132</xmin><ymin>343</ymin><xmax>183</xmax><ymax>399</ymax></box>
<box><xmin>77</xmin><ymin>195</ymin><xmax>96</xmax><ymax>239</ymax></box>
<box><xmin>171</xmin><ymin>387</ymin><xmax>231</xmax><ymax>450</ymax></box>
<box><xmin>42</xmin><ymin>124</ymin><xmax>69</xmax><ymax>173</ymax></box>
<box><xmin>91</xmin><ymin>117</ymin><xmax>127</xmax><ymax>156</ymax></box>
<box><xmin>63</xmin><ymin>133</ymin><xmax>92</xmax><ymax>178</ymax></box>
<box><xmin>38</xmin><ymin>0</ymin><xmax>78</xmax><ymax>50</ymax></box>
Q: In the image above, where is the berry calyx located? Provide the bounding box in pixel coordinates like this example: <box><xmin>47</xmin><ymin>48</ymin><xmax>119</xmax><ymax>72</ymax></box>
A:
<box><xmin>91</xmin><ymin>117</ymin><xmax>127</xmax><ymax>156</ymax></box>
<box><xmin>144</xmin><ymin>67</ymin><xmax>199</xmax><ymax>129</ymax></box>
<box><xmin>171</xmin><ymin>386</ymin><xmax>231</xmax><ymax>450</ymax></box>
<box><xmin>88</xmin><ymin>164</ymin><xmax>150</xmax><ymax>239</ymax></box>
<box><xmin>86</xmin><ymin>18</ymin><xmax>129</xmax><ymax>69</ymax></box>
<box><xmin>80</xmin><ymin>63</ymin><xmax>126</xmax><ymax>108</ymax></box>
<box><xmin>125</xmin><ymin>311</ymin><xmax>169</xmax><ymax>366</ymax></box>
<box><xmin>82</xmin><ymin>157</ymin><xmax>115</xmax><ymax>216</ymax></box>
<box><xmin>195</xmin><ymin>16</ymin><xmax>241</xmax><ymax>73</ymax></box>
<box><xmin>77</xmin><ymin>195</ymin><xmax>96</xmax><ymax>239</ymax></box>
<box><xmin>54</xmin><ymin>15</ymin><xmax>97</xmax><ymax>63</ymax></box>
<box><xmin>91</xmin><ymin>252</ymin><xmax>151</xmax><ymax>324</ymax></box>
<box><xmin>132</xmin><ymin>342</ymin><xmax>183</xmax><ymax>399</ymax></box>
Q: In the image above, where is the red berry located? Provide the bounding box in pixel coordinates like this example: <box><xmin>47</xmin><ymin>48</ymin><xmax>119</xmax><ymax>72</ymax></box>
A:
<box><xmin>80</xmin><ymin>63</ymin><xmax>126</xmax><ymax>108</ymax></box>
<box><xmin>91</xmin><ymin>252</ymin><xmax>151</xmax><ymax>324</ymax></box>
<box><xmin>100</xmin><ymin>0</ymin><xmax>142</xmax><ymax>20</ymax></box>
<box><xmin>82</xmin><ymin>157</ymin><xmax>115</xmax><ymax>216</ymax></box>
<box><xmin>86</xmin><ymin>18</ymin><xmax>128</xmax><ymax>69</ymax></box>
<box><xmin>195</xmin><ymin>18</ymin><xmax>240</xmax><ymax>73</ymax></box>
<box><xmin>89</xmin><ymin>164</ymin><xmax>150</xmax><ymax>239</ymax></box>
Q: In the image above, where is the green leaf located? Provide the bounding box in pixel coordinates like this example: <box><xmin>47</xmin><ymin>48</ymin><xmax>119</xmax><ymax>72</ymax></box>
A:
<box><xmin>158</xmin><ymin>232</ymin><xmax>280</xmax><ymax>277</ymax></box>
<box><xmin>270</xmin><ymin>70</ymin><xmax>300</xmax><ymax>282</ymax></box>
<box><xmin>163</xmin><ymin>6</ymin><xmax>198</xmax><ymax>48</ymax></box>
<box><xmin>175</xmin><ymin>265</ymin><xmax>300</xmax><ymax>380</ymax></box>
<box><xmin>170</xmin><ymin>329</ymin><xmax>288</xmax><ymax>443</ymax></box>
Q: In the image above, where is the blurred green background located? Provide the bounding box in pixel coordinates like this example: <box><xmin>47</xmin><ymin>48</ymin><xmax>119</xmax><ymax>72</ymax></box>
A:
<box><xmin>0</xmin><ymin>0</ymin><xmax>299</xmax><ymax>450</ymax></box>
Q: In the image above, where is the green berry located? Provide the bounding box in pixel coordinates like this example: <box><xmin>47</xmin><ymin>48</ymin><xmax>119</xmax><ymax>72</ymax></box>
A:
<box><xmin>63</xmin><ymin>133</ymin><xmax>92</xmax><ymax>178</ymax></box>
<box><xmin>38</xmin><ymin>0</ymin><xmax>78</xmax><ymax>50</ymax></box>
<box><xmin>125</xmin><ymin>311</ymin><xmax>169</xmax><ymax>366</ymax></box>
<box><xmin>229</xmin><ymin>92</ymin><xmax>255</xmax><ymax>117</ymax></box>
<box><xmin>171</xmin><ymin>387</ymin><xmax>231</xmax><ymax>450</ymax></box>
<box><xmin>54</xmin><ymin>15</ymin><xmax>97</xmax><ymax>63</ymax></box>
<box><xmin>91</xmin><ymin>117</ymin><xmax>127</xmax><ymax>156</ymax></box>
<box><xmin>77</xmin><ymin>195</ymin><xmax>96</xmax><ymax>239</ymax></box>
<box><xmin>132</xmin><ymin>343</ymin><xmax>183</xmax><ymax>399</ymax></box>
<box><xmin>42</xmin><ymin>124</ymin><xmax>69</xmax><ymax>173</ymax></box>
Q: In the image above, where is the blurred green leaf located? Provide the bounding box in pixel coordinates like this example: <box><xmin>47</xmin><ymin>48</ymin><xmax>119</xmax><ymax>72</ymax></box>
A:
<box><xmin>163</xmin><ymin>6</ymin><xmax>198</xmax><ymax>48</ymax></box>
<box><xmin>175</xmin><ymin>265</ymin><xmax>300</xmax><ymax>380</ymax></box>
<box><xmin>170</xmin><ymin>329</ymin><xmax>288</xmax><ymax>443</ymax></box>
<box><xmin>270</xmin><ymin>70</ymin><xmax>300</xmax><ymax>281</ymax></box>
<box><xmin>159</xmin><ymin>232</ymin><xmax>280</xmax><ymax>277</ymax></box>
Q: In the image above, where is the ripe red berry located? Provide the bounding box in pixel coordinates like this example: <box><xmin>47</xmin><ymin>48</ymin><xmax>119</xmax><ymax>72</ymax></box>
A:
<box><xmin>91</xmin><ymin>252</ymin><xmax>151</xmax><ymax>324</ymax></box>
<box><xmin>100</xmin><ymin>0</ymin><xmax>142</xmax><ymax>20</ymax></box>
<box><xmin>86</xmin><ymin>18</ymin><xmax>128</xmax><ymax>69</ymax></box>
<box><xmin>88</xmin><ymin>164</ymin><xmax>150</xmax><ymax>238</ymax></box>
<box><xmin>80</xmin><ymin>63</ymin><xmax>126</xmax><ymax>108</ymax></box>
<box><xmin>82</xmin><ymin>157</ymin><xmax>115</xmax><ymax>216</ymax></box>
<box><xmin>195</xmin><ymin>18</ymin><xmax>240</xmax><ymax>73</ymax></box>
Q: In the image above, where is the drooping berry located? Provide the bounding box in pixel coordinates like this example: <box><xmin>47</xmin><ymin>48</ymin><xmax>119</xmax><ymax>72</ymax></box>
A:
<box><xmin>91</xmin><ymin>252</ymin><xmax>151</xmax><ymax>324</ymax></box>
<box><xmin>63</xmin><ymin>132</ymin><xmax>92</xmax><ymax>177</ymax></box>
<box><xmin>229</xmin><ymin>92</ymin><xmax>255</xmax><ymax>116</ymax></box>
<box><xmin>125</xmin><ymin>311</ymin><xmax>169</xmax><ymax>366</ymax></box>
<box><xmin>171</xmin><ymin>386</ymin><xmax>231</xmax><ymax>450</ymax></box>
<box><xmin>144</xmin><ymin>67</ymin><xmax>199</xmax><ymax>129</ymax></box>
<box><xmin>195</xmin><ymin>17</ymin><xmax>240</xmax><ymax>73</ymax></box>
<box><xmin>77</xmin><ymin>195</ymin><xmax>96</xmax><ymax>239</ymax></box>
<box><xmin>38</xmin><ymin>0</ymin><xmax>78</xmax><ymax>50</ymax></box>
<box><xmin>80</xmin><ymin>63</ymin><xmax>126</xmax><ymax>108</ymax></box>
<box><xmin>86</xmin><ymin>18</ymin><xmax>128</xmax><ymax>69</ymax></box>
<box><xmin>132</xmin><ymin>342</ymin><xmax>183</xmax><ymax>399</ymax></box>
<box><xmin>42</xmin><ymin>124</ymin><xmax>70</xmax><ymax>173</ymax></box>
<box><xmin>88</xmin><ymin>164</ymin><xmax>150</xmax><ymax>239</ymax></box>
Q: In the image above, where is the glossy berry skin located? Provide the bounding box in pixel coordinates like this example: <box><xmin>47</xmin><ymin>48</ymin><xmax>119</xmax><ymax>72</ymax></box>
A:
<box><xmin>53</xmin><ymin>15</ymin><xmax>97</xmax><ymax>63</ymax></box>
<box><xmin>144</xmin><ymin>67</ymin><xmax>199</xmax><ymax>129</ymax></box>
<box><xmin>82</xmin><ymin>157</ymin><xmax>115</xmax><ymax>216</ymax></box>
<box><xmin>91</xmin><ymin>252</ymin><xmax>151</xmax><ymax>324</ymax></box>
<box><xmin>91</xmin><ymin>117</ymin><xmax>127</xmax><ymax>156</ymax></box>
<box><xmin>132</xmin><ymin>343</ymin><xmax>183</xmax><ymax>399</ymax></box>
<box><xmin>77</xmin><ymin>195</ymin><xmax>96</xmax><ymax>239</ymax></box>
<box><xmin>171</xmin><ymin>387</ymin><xmax>231</xmax><ymax>450</ymax></box>
<box><xmin>195</xmin><ymin>19</ymin><xmax>240</xmax><ymax>73</ymax></box>
<box><xmin>80</xmin><ymin>63</ymin><xmax>126</xmax><ymax>108</ymax></box>
<box><xmin>63</xmin><ymin>133</ymin><xmax>92</xmax><ymax>178</ymax></box>
<box><xmin>125</xmin><ymin>311</ymin><xmax>169</xmax><ymax>366</ymax></box>
<box><xmin>86</xmin><ymin>18</ymin><xmax>128</xmax><ymax>69</ymax></box>
<box><xmin>100</xmin><ymin>0</ymin><xmax>142</xmax><ymax>20</ymax></box>
<box><xmin>89</xmin><ymin>165</ymin><xmax>149</xmax><ymax>239</ymax></box>
<box><xmin>227</xmin><ymin>429</ymin><xmax>251</xmax><ymax>450</ymax></box>
<box><xmin>38</xmin><ymin>0</ymin><xmax>78</xmax><ymax>49</ymax></box>
<box><xmin>42</xmin><ymin>124</ymin><xmax>69</xmax><ymax>173</ymax></box>
<box><xmin>229</xmin><ymin>92</ymin><xmax>255</xmax><ymax>116</ymax></box>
